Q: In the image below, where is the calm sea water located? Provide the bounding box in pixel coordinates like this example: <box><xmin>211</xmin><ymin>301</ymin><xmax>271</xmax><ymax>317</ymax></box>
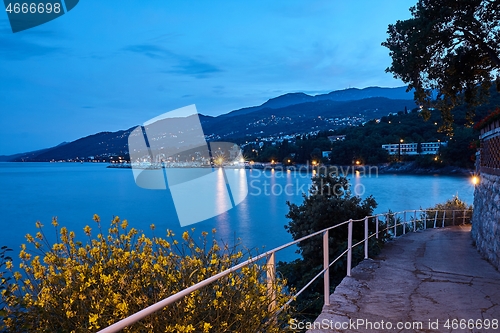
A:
<box><xmin>0</xmin><ymin>163</ymin><xmax>474</xmax><ymax>262</ymax></box>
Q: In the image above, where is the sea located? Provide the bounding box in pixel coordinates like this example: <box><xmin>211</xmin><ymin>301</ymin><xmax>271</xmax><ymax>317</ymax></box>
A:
<box><xmin>0</xmin><ymin>162</ymin><xmax>475</xmax><ymax>263</ymax></box>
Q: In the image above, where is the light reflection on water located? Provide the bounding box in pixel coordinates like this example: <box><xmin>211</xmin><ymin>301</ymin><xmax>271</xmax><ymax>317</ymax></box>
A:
<box><xmin>0</xmin><ymin>163</ymin><xmax>474</xmax><ymax>262</ymax></box>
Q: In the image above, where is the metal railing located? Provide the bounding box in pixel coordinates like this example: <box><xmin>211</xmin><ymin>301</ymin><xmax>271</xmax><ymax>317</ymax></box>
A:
<box><xmin>98</xmin><ymin>208</ymin><xmax>472</xmax><ymax>333</ymax></box>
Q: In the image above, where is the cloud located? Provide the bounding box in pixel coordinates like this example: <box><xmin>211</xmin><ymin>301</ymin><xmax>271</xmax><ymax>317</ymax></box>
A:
<box><xmin>162</xmin><ymin>59</ymin><xmax>221</xmax><ymax>78</ymax></box>
<box><xmin>0</xmin><ymin>23</ymin><xmax>63</xmax><ymax>60</ymax></box>
<box><xmin>124</xmin><ymin>44</ymin><xmax>169</xmax><ymax>59</ymax></box>
<box><xmin>124</xmin><ymin>43</ymin><xmax>222</xmax><ymax>78</ymax></box>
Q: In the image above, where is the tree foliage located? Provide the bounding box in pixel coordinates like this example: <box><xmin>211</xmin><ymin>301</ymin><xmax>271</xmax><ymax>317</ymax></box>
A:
<box><xmin>383</xmin><ymin>0</ymin><xmax>500</xmax><ymax>132</ymax></box>
<box><xmin>285</xmin><ymin>174</ymin><xmax>377</xmax><ymax>268</ymax></box>
<box><xmin>1</xmin><ymin>216</ymin><xmax>291</xmax><ymax>333</ymax></box>
<box><xmin>279</xmin><ymin>173</ymin><xmax>377</xmax><ymax>319</ymax></box>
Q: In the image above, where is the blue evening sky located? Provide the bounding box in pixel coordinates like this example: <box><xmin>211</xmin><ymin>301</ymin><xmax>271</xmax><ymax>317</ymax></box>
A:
<box><xmin>0</xmin><ymin>0</ymin><xmax>416</xmax><ymax>155</ymax></box>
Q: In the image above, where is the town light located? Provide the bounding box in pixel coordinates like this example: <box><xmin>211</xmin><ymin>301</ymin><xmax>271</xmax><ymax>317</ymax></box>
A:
<box><xmin>312</xmin><ymin>161</ymin><xmax>317</xmax><ymax>166</ymax></box>
<box><xmin>472</xmin><ymin>175</ymin><xmax>479</xmax><ymax>186</ymax></box>
<box><xmin>355</xmin><ymin>160</ymin><xmax>360</xmax><ymax>165</ymax></box>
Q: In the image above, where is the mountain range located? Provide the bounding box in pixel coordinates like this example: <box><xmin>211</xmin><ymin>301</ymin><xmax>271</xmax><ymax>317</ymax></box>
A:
<box><xmin>0</xmin><ymin>86</ymin><xmax>416</xmax><ymax>162</ymax></box>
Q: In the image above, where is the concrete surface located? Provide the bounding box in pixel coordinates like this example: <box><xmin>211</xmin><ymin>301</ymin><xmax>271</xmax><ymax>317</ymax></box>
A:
<box><xmin>306</xmin><ymin>225</ymin><xmax>500</xmax><ymax>333</ymax></box>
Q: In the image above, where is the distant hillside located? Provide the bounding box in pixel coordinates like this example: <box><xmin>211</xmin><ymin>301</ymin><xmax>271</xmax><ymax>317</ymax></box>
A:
<box><xmin>10</xmin><ymin>129</ymin><xmax>134</xmax><ymax>162</ymax></box>
<box><xmin>202</xmin><ymin>97</ymin><xmax>415</xmax><ymax>140</ymax></box>
<box><xmin>4</xmin><ymin>86</ymin><xmax>418</xmax><ymax>162</ymax></box>
<box><xmin>218</xmin><ymin>86</ymin><xmax>413</xmax><ymax>119</ymax></box>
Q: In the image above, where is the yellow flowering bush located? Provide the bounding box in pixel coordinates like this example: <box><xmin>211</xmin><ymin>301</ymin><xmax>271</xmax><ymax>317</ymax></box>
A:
<box><xmin>0</xmin><ymin>245</ymin><xmax>14</xmax><ymax>321</ymax></box>
<box><xmin>1</xmin><ymin>215</ymin><xmax>291</xmax><ymax>332</ymax></box>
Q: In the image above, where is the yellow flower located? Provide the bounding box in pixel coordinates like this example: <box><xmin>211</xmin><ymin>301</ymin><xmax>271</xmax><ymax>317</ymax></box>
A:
<box><xmin>5</xmin><ymin>261</ymin><xmax>12</xmax><ymax>270</ymax></box>
<box><xmin>89</xmin><ymin>313</ymin><xmax>100</xmax><ymax>329</ymax></box>
<box><xmin>182</xmin><ymin>231</ymin><xmax>189</xmax><ymax>241</ymax></box>
<box><xmin>203</xmin><ymin>322</ymin><xmax>212</xmax><ymax>332</ymax></box>
<box><xmin>116</xmin><ymin>301</ymin><xmax>128</xmax><ymax>314</ymax></box>
<box><xmin>83</xmin><ymin>225</ymin><xmax>91</xmax><ymax>236</ymax></box>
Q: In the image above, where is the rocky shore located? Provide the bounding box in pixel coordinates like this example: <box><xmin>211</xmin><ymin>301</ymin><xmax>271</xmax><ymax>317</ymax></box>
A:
<box><xmin>376</xmin><ymin>161</ymin><xmax>472</xmax><ymax>176</ymax></box>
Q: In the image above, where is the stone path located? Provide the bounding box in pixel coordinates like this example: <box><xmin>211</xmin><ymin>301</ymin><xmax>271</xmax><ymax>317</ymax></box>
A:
<box><xmin>306</xmin><ymin>225</ymin><xmax>500</xmax><ymax>333</ymax></box>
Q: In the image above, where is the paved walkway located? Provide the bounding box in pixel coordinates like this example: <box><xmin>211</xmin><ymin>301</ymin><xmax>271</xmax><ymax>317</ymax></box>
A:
<box><xmin>307</xmin><ymin>225</ymin><xmax>500</xmax><ymax>333</ymax></box>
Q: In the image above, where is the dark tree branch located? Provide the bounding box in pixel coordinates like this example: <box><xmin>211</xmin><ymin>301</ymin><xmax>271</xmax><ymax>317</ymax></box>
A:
<box><xmin>383</xmin><ymin>0</ymin><xmax>500</xmax><ymax>129</ymax></box>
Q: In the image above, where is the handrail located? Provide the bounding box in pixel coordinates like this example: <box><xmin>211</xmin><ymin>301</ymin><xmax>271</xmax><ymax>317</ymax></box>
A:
<box><xmin>97</xmin><ymin>208</ymin><xmax>472</xmax><ymax>332</ymax></box>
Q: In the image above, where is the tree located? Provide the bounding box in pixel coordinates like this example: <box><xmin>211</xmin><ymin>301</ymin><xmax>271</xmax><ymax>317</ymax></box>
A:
<box><xmin>439</xmin><ymin>127</ymin><xmax>477</xmax><ymax>168</ymax></box>
<box><xmin>279</xmin><ymin>173</ymin><xmax>377</xmax><ymax>318</ymax></box>
<box><xmin>417</xmin><ymin>142</ymin><xmax>423</xmax><ymax>154</ymax></box>
<box><xmin>382</xmin><ymin>0</ymin><xmax>500</xmax><ymax>132</ymax></box>
<box><xmin>285</xmin><ymin>174</ymin><xmax>377</xmax><ymax>268</ymax></box>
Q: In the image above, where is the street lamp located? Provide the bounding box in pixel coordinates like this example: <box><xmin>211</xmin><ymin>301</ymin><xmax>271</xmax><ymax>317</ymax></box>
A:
<box><xmin>399</xmin><ymin>139</ymin><xmax>404</xmax><ymax>162</ymax></box>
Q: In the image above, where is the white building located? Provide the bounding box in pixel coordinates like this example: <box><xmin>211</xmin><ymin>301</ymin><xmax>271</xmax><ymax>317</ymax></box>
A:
<box><xmin>328</xmin><ymin>135</ymin><xmax>346</xmax><ymax>142</ymax></box>
<box><xmin>382</xmin><ymin>141</ymin><xmax>446</xmax><ymax>155</ymax></box>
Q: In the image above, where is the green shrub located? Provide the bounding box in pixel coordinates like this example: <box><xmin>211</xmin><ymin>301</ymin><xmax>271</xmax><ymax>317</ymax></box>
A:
<box><xmin>422</xmin><ymin>196</ymin><xmax>473</xmax><ymax>227</ymax></box>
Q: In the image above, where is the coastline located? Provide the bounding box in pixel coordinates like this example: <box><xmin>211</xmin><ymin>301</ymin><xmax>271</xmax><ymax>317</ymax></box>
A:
<box><xmin>375</xmin><ymin>162</ymin><xmax>473</xmax><ymax>177</ymax></box>
<box><xmin>104</xmin><ymin>161</ymin><xmax>473</xmax><ymax>177</ymax></box>
<box><xmin>1</xmin><ymin>160</ymin><xmax>472</xmax><ymax>177</ymax></box>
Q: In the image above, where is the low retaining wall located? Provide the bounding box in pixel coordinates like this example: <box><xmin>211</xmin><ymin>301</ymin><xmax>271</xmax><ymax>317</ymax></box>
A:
<box><xmin>472</xmin><ymin>121</ymin><xmax>500</xmax><ymax>270</ymax></box>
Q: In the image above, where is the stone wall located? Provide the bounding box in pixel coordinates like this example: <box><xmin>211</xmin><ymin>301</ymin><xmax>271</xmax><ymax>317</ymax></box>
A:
<box><xmin>472</xmin><ymin>121</ymin><xmax>500</xmax><ymax>270</ymax></box>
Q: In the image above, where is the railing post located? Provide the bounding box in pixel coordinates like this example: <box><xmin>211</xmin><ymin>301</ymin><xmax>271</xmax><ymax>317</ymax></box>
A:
<box><xmin>375</xmin><ymin>216</ymin><xmax>379</xmax><ymax>239</ymax></box>
<box><xmin>386</xmin><ymin>213</ymin><xmax>390</xmax><ymax>238</ymax></box>
<box><xmin>424</xmin><ymin>210</ymin><xmax>427</xmax><ymax>230</ymax></box>
<box><xmin>347</xmin><ymin>219</ymin><xmax>353</xmax><ymax>277</ymax></box>
<box><xmin>453</xmin><ymin>210</ymin><xmax>455</xmax><ymax>225</ymax></box>
<box><xmin>364</xmin><ymin>216</ymin><xmax>369</xmax><ymax>259</ymax></box>
<box><xmin>442</xmin><ymin>211</ymin><xmax>446</xmax><ymax>228</ymax></box>
<box><xmin>323</xmin><ymin>230</ymin><xmax>330</xmax><ymax>306</ymax></box>
<box><xmin>463</xmin><ymin>209</ymin><xmax>466</xmax><ymax>225</ymax></box>
<box><xmin>403</xmin><ymin>211</ymin><xmax>406</xmax><ymax>235</ymax></box>
<box><xmin>414</xmin><ymin>210</ymin><xmax>417</xmax><ymax>232</ymax></box>
<box><xmin>266</xmin><ymin>252</ymin><xmax>276</xmax><ymax>312</ymax></box>
<box><xmin>394</xmin><ymin>213</ymin><xmax>397</xmax><ymax>237</ymax></box>
<box><xmin>433</xmin><ymin>211</ymin><xmax>438</xmax><ymax>228</ymax></box>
